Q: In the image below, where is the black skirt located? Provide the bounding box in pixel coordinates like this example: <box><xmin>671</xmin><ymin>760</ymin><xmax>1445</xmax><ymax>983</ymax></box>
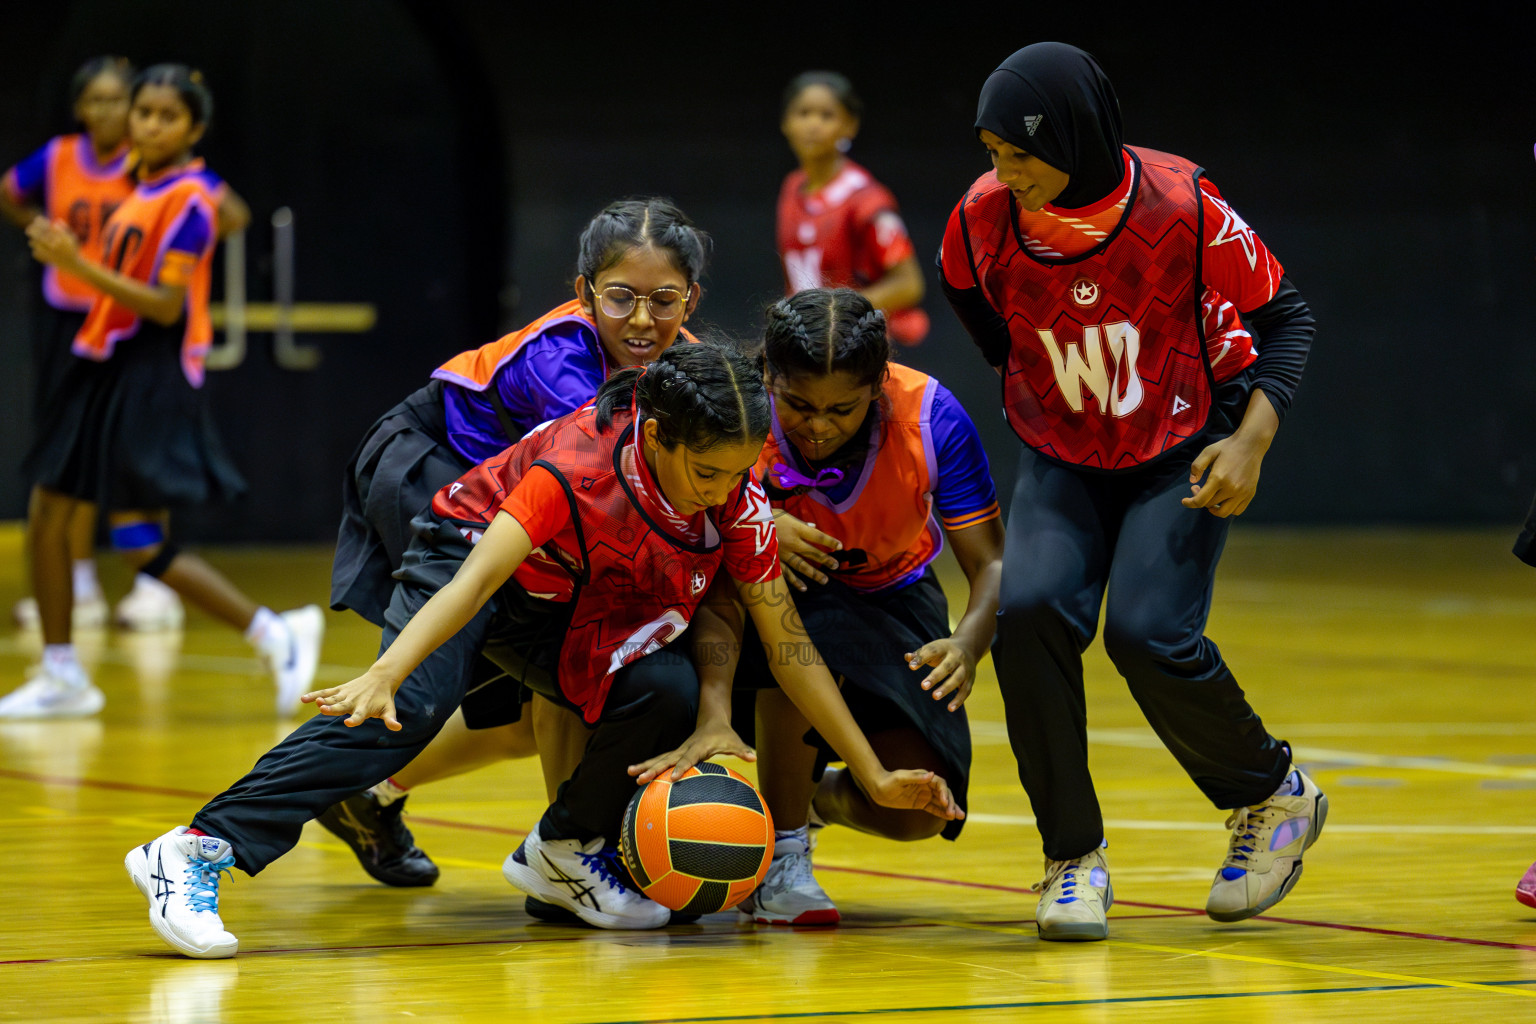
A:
<box><xmin>330</xmin><ymin>381</ymin><xmax>472</xmax><ymax>627</ymax></box>
<box><xmin>25</xmin><ymin>320</ymin><xmax>247</xmax><ymax>510</ymax></box>
<box><xmin>29</xmin><ymin>307</ymin><xmax>87</xmax><ymax>437</ymax></box>
<box><xmin>735</xmin><ymin>567</ymin><xmax>971</xmax><ymax>839</ymax></box>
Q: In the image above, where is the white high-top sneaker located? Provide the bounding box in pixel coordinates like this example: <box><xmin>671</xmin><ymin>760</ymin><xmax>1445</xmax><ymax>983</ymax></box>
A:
<box><xmin>258</xmin><ymin>606</ymin><xmax>325</xmax><ymax>715</ymax></box>
<box><xmin>125</xmin><ymin>827</ymin><xmax>239</xmax><ymax>958</ymax></box>
<box><xmin>502</xmin><ymin>823</ymin><xmax>669</xmax><ymax>930</ymax></box>
<box><xmin>739</xmin><ymin>829</ymin><xmax>839</xmax><ymax>926</ymax></box>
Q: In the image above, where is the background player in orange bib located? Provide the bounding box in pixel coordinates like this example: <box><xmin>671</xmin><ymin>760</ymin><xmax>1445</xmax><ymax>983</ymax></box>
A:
<box><xmin>1</xmin><ymin>56</ymin><xmax>248</xmax><ymax>636</ymax></box>
<box><xmin>321</xmin><ymin>198</ymin><xmax>707</xmax><ymax>888</ymax></box>
<box><xmin>0</xmin><ymin>65</ymin><xmax>318</xmax><ymax>723</ymax></box>
<box><xmin>777</xmin><ymin>72</ymin><xmax>928</xmax><ymax>347</ymax></box>
<box><xmin>720</xmin><ymin>287</ymin><xmax>1003</xmax><ymax>925</ymax></box>
<box><xmin>124</xmin><ymin>342</ymin><xmax>960</xmax><ymax>956</ymax></box>
<box><xmin>939</xmin><ymin>43</ymin><xmax>1322</xmax><ymax>941</ymax></box>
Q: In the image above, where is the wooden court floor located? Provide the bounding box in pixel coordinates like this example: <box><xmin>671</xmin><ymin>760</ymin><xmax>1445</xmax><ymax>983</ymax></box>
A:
<box><xmin>2</xmin><ymin>523</ymin><xmax>1534</xmax><ymax>1023</ymax></box>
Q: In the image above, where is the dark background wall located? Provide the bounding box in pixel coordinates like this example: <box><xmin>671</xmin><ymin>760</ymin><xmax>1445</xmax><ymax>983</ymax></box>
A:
<box><xmin>1</xmin><ymin>3</ymin><xmax>1532</xmax><ymax>541</ymax></box>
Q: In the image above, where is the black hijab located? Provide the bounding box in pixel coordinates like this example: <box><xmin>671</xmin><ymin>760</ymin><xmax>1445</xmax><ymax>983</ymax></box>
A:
<box><xmin>975</xmin><ymin>42</ymin><xmax>1125</xmax><ymax>210</ymax></box>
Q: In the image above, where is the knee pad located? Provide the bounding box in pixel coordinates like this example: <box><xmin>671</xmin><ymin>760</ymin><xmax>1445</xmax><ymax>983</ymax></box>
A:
<box><xmin>110</xmin><ymin>520</ymin><xmax>165</xmax><ymax>552</ymax></box>
<box><xmin>139</xmin><ymin>542</ymin><xmax>182</xmax><ymax>579</ymax></box>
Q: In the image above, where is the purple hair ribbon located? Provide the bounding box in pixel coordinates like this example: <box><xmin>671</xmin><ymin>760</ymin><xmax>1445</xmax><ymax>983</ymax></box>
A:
<box><xmin>771</xmin><ymin>462</ymin><xmax>845</xmax><ymax>490</ymax></box>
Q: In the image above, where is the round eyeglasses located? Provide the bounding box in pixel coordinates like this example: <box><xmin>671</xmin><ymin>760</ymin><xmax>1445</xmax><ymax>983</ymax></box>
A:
<box><xmin>594</xmin><ymin>285</ymin><xmax>687</xmax><ymax>321</ymax></box>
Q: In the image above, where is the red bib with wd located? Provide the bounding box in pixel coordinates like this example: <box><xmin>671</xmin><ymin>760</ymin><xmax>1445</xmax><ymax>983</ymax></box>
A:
<box><xmin>957</xmin><ymin>147</ymin><xmax>1213</xmax><ymax>469</ymax></box>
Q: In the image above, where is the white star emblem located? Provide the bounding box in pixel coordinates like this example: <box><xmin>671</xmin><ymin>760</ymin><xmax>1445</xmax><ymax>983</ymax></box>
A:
<box><xmin>1206</xmin><ymin>194</ymin><xmax>1258</xmax><ymax>271</ymax></box>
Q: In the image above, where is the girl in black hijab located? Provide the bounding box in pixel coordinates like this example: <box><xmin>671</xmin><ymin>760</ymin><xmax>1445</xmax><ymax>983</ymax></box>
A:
<box><xmin>939</xmin><ymin>42</ymin><xmax>1323</xmax><ymax>942</ymax></box>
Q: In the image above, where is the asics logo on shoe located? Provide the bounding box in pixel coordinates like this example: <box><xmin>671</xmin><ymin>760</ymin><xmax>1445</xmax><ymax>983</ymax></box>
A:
<box><xmin>538</xmin><ymin>851</ymin><xmax>597</xmax><ymax>909</ymax></box>
<box><xmin>151</xmin><ymin>850</ymin><xmax>174</xmax><ymax>914</ymax></box>
<box><xmin>335</xmin><ymin>806</ymin><xmax>380</xmax><ymax>858</ymax></box>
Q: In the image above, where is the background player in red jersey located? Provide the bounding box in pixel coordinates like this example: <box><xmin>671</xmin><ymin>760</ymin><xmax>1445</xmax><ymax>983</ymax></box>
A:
<box><xmin>777</xmin><ymin>72</ymin><xmax>929</xmax><ymax>347</ymax></box>
<box><xmin>0</xmin><ymin>65</ymin><xmax>315</xmax><ymax>723</ymax></box>
<box><xmin>2</xmin><ymin>56</ymin><xmax>250</xmax><ymax>636</ymax></box>
<box><xmin>940</xmin><ymin>43</ymin><xmax>1322</xmax><ymax>941</ymax></box>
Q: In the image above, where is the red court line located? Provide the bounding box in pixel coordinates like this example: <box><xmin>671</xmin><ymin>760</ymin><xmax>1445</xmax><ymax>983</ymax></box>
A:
<box><xmin>8</xmin><ymin>766</ymin><xmax>1536</xmax><ymax>954</ymax></box>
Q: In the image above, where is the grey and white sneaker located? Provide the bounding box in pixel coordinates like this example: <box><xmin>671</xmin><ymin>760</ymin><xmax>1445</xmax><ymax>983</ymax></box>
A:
<box><xmin>740</xmin><ymin>830</ymin><xmax>839</xmax><ymax>926</ymax></box>
<box><xmin>1035</xmin><ymin>840</ymin><xmax>1113</xmax><ymax>941</ymax></box>
<box><xmin>125</xmin><ymin>827</ymin><xmax>239</xmax><ymax>959</ymax></box>
<box><xmin>0</xmin><ymin>662</ymin><xmax>105</xmax><ymax>720</ymax></box>
<box><xmin>502</xmin><ymin>823</ymin><xmax>669</xmax><ymax>930</ymax></box>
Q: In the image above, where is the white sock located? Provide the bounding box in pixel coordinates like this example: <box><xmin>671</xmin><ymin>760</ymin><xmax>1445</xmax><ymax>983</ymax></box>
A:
<box><xmin>245</xmin><ymin>606</ymin><xmax>288</xmax><ymax>657</ymax></box>
<box><xmin>72</xmin><ymin>560</ymin><xmax>101</xmax><ymax>602</ymax></box>
<box><xmin>42</xmin><ymin>644</ymin><xmax>83</xmax><ymax>684</ymax></box>
<box><xmin>371</xmin><ymin>778</ymin><xmax>409</xmax><ymax>807</ymax></box>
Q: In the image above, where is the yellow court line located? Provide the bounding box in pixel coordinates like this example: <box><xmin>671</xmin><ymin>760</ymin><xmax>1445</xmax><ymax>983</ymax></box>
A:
<box><xmin>927</xmin><ymin>918</ymin><xmax>1536</xmax><ymax>999</ymax></box>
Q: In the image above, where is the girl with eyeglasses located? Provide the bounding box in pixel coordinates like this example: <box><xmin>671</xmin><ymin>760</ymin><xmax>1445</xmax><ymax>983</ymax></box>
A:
<box><xmin>321</xmin><ymin>197</ymin><xmax>708</xmax><ymax>890</ymax></box>
<box><xmin>125</xmin><ymin>341</ymin><xmax>960</xmax><ymax>954</ymax></box>
<box><xmin>776</xmin><ymin>72</ymin><xmax>929</xmax><ymax>347</ymax></box>
<box><xmin>697</xmin><ymin>288</ymin><xmax>1002</xmax><ymax>925</ymax></box>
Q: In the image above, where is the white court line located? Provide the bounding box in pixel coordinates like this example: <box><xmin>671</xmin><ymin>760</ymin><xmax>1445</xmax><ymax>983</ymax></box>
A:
<box><xmin>970</xmin><ymin>720</ymin><xmax>1536</xmax><ymax>779</ymax></box>
<box><xmin>964</xmin><ymin>813</ymin><xmax>1536</xmax><ymax>836</ymax></box>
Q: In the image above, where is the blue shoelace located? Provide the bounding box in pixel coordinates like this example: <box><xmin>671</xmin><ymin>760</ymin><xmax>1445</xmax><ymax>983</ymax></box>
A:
<box><xmin>578</xmin><ymin>847</ymin><xmax>629</xmax><ymax>893</ymax></box>
<box><xmin>185</xmin><ymin>853</ymin><xmax>236</xmax><ymax>913</ymax></box>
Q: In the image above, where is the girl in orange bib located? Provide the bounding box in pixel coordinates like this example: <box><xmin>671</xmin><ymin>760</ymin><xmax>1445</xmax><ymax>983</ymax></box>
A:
<box><xmin>729</xmin><ymin>288</ymin><xmax>1004</xmax><ymax>925</ymax></box>
<box><xmin>0</xmin><ymin>65</ymin><xmax>320</xmax><ymax>723</ymax></box>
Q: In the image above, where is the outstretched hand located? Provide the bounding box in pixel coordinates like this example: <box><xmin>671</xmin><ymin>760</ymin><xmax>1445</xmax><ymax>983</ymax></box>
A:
<box><xmin>863</xmin><ymin>768</ymin><xmax>964</xmax><ymax>821</ymax></box>
<box><xmin>906</xmin><ymin>638</ymin><xmax>977</xmax><ymax>711</ymax></box>
<box><xmin>302</xmin><ymin>669</ymin><xmax>402</xmax><ymax>731</ymax></box>
<box><xmin>628</xmin><ymin>723</ymin><xmax>756</xmax><ymax>784</ymax></box>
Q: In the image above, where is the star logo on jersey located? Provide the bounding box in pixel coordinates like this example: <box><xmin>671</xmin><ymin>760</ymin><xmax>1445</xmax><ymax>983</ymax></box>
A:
<box><xmin>1070</xmin><ymin>278</ymin><xmax>1100</xmax><ymax>307</ymax></box>
<box><xmin>1172</xmin><ymin>395</ymin><xmax>1191</xmax><ymax>416</ymax></box>
<box><xmin>1206</xmin><ymin>193</ymin><xmax>1259</xmax><ymax>271</ymax></box>
<box><xmin>690</xmin><ymin>570</ymin><xmax>707</xmax><ymax>596</ymax></box>
<box><xmin>735</xmin><ymin>486</ymin><xmax>776</xmax><ymax>557</ymax></box>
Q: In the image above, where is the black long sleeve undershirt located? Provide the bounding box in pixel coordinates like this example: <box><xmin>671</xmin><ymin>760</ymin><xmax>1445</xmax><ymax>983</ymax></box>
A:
<box><xmin>938</xmin><ymin>268</ymin><xmax>1316</xmax><ymax>423</ymax></box>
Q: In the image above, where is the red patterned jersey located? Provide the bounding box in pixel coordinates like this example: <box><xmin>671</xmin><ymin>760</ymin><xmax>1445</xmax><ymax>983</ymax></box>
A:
<box><xmin>947</xmin><ymin>147</ymin><xmax>1283</xmax><ymax>469</ymax></box>
<box><xmin>430</xmin><ymin>403</ymin><xmax>779</xmax><ymax>721</ymax></box>
<box><xmin>777</xmin><ymin>159</ymin><xmax>928</xmax><ymax>345</ymax></box>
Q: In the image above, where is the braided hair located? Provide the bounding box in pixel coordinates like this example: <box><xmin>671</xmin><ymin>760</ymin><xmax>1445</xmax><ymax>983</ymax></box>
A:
<box><xmin>595</xmin><ymin>338</ymin><xmax>770</xmax><ymax>453</ymax></box>
<box><xmin>763</xmin><ymin>287</ymin><xmax>890</xmax><ymax>389</ymax></box>
<box><xmin>576</xmin><ymin>197</ymin><xmax>711</xmax><ymax>287</ymax></box>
